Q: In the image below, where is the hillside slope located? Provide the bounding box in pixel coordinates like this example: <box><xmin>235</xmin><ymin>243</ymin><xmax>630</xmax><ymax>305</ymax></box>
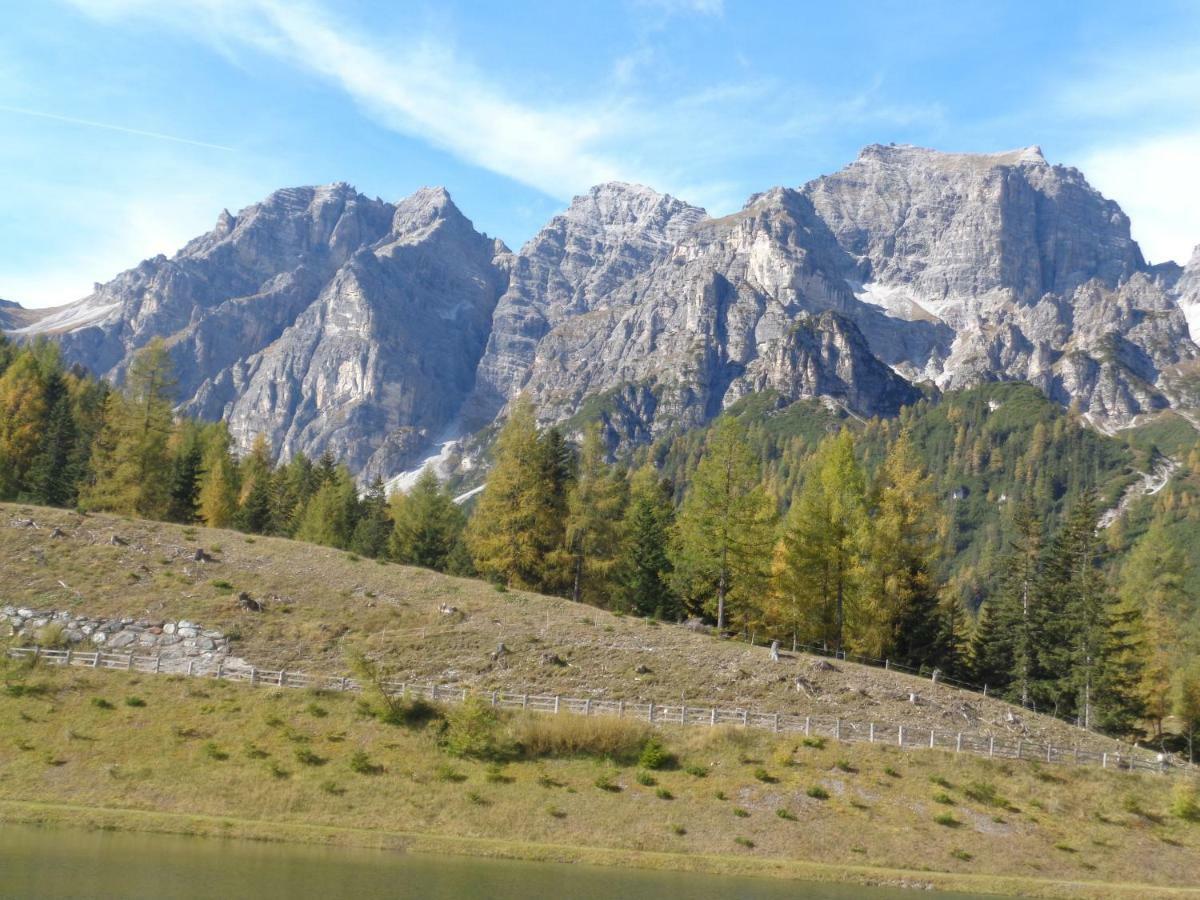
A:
<box><xmin>0</xmin><ymin>503</ymin><xmax>1153</xmax><ymax>757</ymax></box>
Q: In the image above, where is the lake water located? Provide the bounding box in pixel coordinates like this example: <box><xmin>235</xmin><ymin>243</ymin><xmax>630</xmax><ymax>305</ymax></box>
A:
<box><xmin>0</xmin><ymin>824</ymin><xmax>993</xmax><ymax>899</ymax></box>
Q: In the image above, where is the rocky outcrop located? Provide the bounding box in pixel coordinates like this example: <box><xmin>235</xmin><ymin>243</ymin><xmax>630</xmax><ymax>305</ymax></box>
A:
<box><xmin>8</xmin><ymin>146</ymin><xmax>1200</xmax><ymax>477</ymax></box>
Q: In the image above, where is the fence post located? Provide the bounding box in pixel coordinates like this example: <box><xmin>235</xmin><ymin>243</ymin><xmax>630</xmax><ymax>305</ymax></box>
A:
<box><xmin>217</xmin><ymin>661</ymin><xmax>224</xmax><ymax>679</ymax></box>
<box><xmin>341</xmin><ymin>677</ymin><xmax>348</xmax><ymax>691</ymax></box>
<box><xmin>187</xmin><ymin>659</ymin><xmax>194</xmax><ymax>677</ymax></box>
<box><xmin>898</xmin><ymin>725</ymin><xmax>904</xmax><ymax>747</ymax></box>
<box><xmin>1102</xmin><ymin>752</ymin><xmax>1108</xmax><ymax>769</ymax></box>
<box><xmin>65</xmin><ymin>648</ymin><xmax>73</xmax><ymax>666</ymax></box>
<box><xmin>1046</xmin><ymin>745</ymin><xmax>1052</xmax><ymax>763</ymax></box>
<box><xmin>710</xmin><ymin>708</ymin><xmax>716</xmax><ymax>726</ymax></box>
<box><xmin>1016</xmin><ymin>740</ymin><xmax>1022</xmax><ymax>760</ymax></box>
<box><xmin>989</xmin><ymin>737</ymin><xmax>994</xmax><ymax>758</ymax></box>
<box><xmin>126</xmin><ymin>653</ymin><xmax>134</xmax><ymax>671</ymax></box>
<box><xmin>554</xmin><ymin>695</ymin><xmax>560</xmax><ymax>713</ymax></box>
<box><xmin>490</xmin><ymin>691</ymin><xmax>497</xmax><ymax>707</ymax></box>
<box><xmin>956</xmin><ymin>733</ymin><xmax>962</xmax><ymax>753</ymax></box>
<box><xmin>618</xmin><ymin>701</ymin><xmax>624</xmax><ymax>718</ymax></box>
<box><xmin>648</xmin><ymin>701</ymin><xmax>655</xmax><ymax>723</ymax></box>
<box><xmin>929</xmin><ymin>730</ymin><xmax>935</xmax><ymax>749</ymax></box>
<box><xmin>835</xmin><ymin>718</ymin><xmax>841</xmax><ymax>741</ymax></box>
<box><xmin>461</xmin><ymin>688</ymin><xmax>468</xmax><ymax>703</ymax></box>
<box><xmin>522</xmin><ymin>693</ymin><xmax>528</xmax><ymax>710</ymax></box>
<box><xmin>741</xmin><ymin>709</ymin><xmax>748</xmax><ymax>726</ymax></box>
<box><xmin>773</xmin><ymin>713</ymin><xmax>779</xmax><ymax>733</ymax></box>
<box><xmin>93</xmin><ymin>652</ymin><xmax>100</xmax><ymax>669</ymax></box>
<box><xmin>804</xmin><ymin>716</ymin><xmax>811</xmax><ymax>737</ymax></box>
<box><xmin>154</xmin><ymin>654</ymin><xmax>160</xmax><ymax>674</ymax></box>
<box><xmin>681</xmin><ymin>704</ymin><xmax>686</xmax><ymax>725</ymax></box>
<box><xmin>884</xmin><ymin>659</ymin><xmax>889</xmax><ymax>670</ymax></box>
<box><xmin>250</xmin><ymin>666</ymin><xmax>257</xmax><ymax>686</ymax></box>
<box><xmin>869</xmin><ymin>722</ymin><xmax>875</xmax><ymax>743</ymax></box>
<box><xmin>983</xmin><ymin>684</ymin><xmax>988</xmax><ymax>697</ymax></box>
<box><xmin>279</xmin><ymin>670</ymin><xmax>286</xmax><ymax>687</ymax></box>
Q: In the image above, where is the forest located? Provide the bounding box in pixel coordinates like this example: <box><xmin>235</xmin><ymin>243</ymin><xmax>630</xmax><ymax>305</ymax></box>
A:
<box><xmin>1</xmin><ymin>334</ymin><xmax>1198</xmax><ymax>756</ymax></box>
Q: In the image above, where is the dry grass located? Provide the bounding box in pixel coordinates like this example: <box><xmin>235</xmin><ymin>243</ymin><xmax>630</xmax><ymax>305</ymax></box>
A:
<box><xmin>2</xmin><ymin>657</ymin><xmax>1200</xmax><ymax>897</ymax></box>
<box><xmin>511</xmin><ymin>714</ymin><xmax>649</xmax><ymax>762</ymax></box>
<box><xmin>0</xmin><ymin>503</ymin><xmax>1156</xmax><ymax>760</ymax></box>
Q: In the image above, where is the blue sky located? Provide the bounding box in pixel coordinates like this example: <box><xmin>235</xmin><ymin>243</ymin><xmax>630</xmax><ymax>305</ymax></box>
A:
<box><xmin>3</xmin><ymin>0</ymin><xmax>1199</xmax><ymax>308</ymax></box>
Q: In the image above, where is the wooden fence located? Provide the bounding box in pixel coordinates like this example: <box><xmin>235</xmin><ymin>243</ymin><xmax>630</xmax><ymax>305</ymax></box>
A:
<box><xmin>7</xmin><ymin>646</ymin><xmax>1185</xmax><ymax>776</ymax></box>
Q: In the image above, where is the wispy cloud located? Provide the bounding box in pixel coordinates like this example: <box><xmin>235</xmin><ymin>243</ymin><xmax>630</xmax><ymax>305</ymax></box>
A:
<box><xmin>62</xmin><ymin>0</ymin><xmax>936</xmax><ymax>213</ymax></box>
<box><xmin>0</xmin><ymin>104</ymin><xmax>234</xmax><ymax>151</ymax></box>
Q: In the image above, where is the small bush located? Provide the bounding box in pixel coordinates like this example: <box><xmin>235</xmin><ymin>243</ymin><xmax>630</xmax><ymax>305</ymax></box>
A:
<box><xmin>295</xmin><ymin>748</ymin><xmax>326</xmax><ymax>766</ymax></box>
<box><xmin>537</xmin><ymin>774</ymin><xmax>564</xmax><ymax>789</ymax></box>
<box><xmin>635</xmin><ymin>771</ymin><xmax>657</xmax><ymax>786</ymax></box>
<box><xmin>684</xmin><ymin>764</ymin><xmax>708</xmax><ymax>778</ymax></box>
<box><xmin>211</xmin><ymin>580</ymin><xmax>234</xmax><ymax>593</ymax></box>
<box><xmin>44</xmin><ymin>752</ymin><xmax>67</xmax><ymax>767</ymax></box>
<box><xmin>306</xmin><ymin>703</ymin><xmax>328</xmax><ymax>719</ymax></box>
<box><xmin>883</xmin><ymin>766</ymin><xmax>901</xmax><ymax>778</ymax></box>
<box><xmin>639</xmin><ymin>737</ymin><xmax>674</xmax><ymax>770</ymax></box>
<box><xmin>933</xmin><ymin>792</ymin><xmax>954</xmax><ymax>805</ymax></box>
<box><xmin>202</xmin><ymin>742</ymin><xmax>229</xmax><ymax>761</ymax></box>
<box><xmin>320</xmin><ymin>781</ymin><xmax>345</xmax><ymax>796</ymax></box>
<box><xmin>934</xmin><ymin>812</ymin><xmax>960</xmax><ymax>828</ymax></box>
<box><xmin>964</xmin><ymin>781</ymin><xmax>1008</xmax><ymax>808</ymax></box>
<box><xmin>715</xmin><ymin>790</ymin><xmax>727</xmax><ymax>801</ymax></box>
<box><xmin>465</xmin><ymin>790</ymin><xmax>488</xmax><ymax>806</ymax></box>
<box><xmin>244</xmin><ymin>744</ymin><xmax>269</xmax><ymax>760</ymax></box>
<box><xmin>951</xmin><ymin>848</ymin><xmax>973</xmax><ymax>862</ymax></box>
<box><xmin>267</xmin><ymin>761</ymin><xmax>290</xmax><ymax>779</ymax></box>
<box><xmin>655</xmin><ymin>787</ymin><xmax>673</xmax><ymax>800</ymax></box>
<box><xmin>349</xmin><ymin>750</ymin><xmax>382</xmax><ymax>775</ymax></box>
<box><xmin>834</xmin><ymin>759</ymin><xmax>856</xmax><ymax>773</ymax></box>
<box><xmin>806</xmin><ymin>786</ymin><xmax>830</xmax><ymax>800</ymax></box>
<box><xmin>91</xmin><ymin>698</ymin><xmax>114</xmax><ymax>710</ymax></box>
<box><xmin>485</xmin><ymin>764</ymin><xmax>514</xmax><ymax>784</ymax></box>
<box><xmin>733</xmin><ymin>837</ymin><xmax>755</xmax><ymax>849</ymax></box>
<box><xmin>594</xmin><ymin>774</ymin><xmax>621</xmax><ymax>793</ymax></box>
<box><xmin>929</xmin><ymin>774</ymin><xmax>951</xmax><ymax>788</ymax></box>
<box><xmin>801</xmin><ymin>737</ymin><xmax>825</xmax><ymax>749</ymax></box>
<box><xmin>1170</xmin><ymin>783</ymin><xmax>1200</xmax><ymax>822</ymax></box>
<box><xmin>124</xmin><ymin>696</ymin><xmax>146</xmax><ymax>708</ymax></box>
<box><xmin>443</xmin><ymin>698</ymin><xmax>502</xmax><ymax>759</ymax></box>
<box><xmin>1054</xmin><ymin>842</ymin><xmax>1077</xmax><ymax>853</ymax></box>
<box><xmin>753</xmin><ymin>767</ymin><xmax>776</xmax><ymax>783</ymax></box>
<box><xmin>435</xmin><ymin>763</ymin><xmax>466</xmax><ymax>783</ymax></box>
<box><xmin>732</xmin><ymin>807</ymin><xmax>749</xmax><ymax>818</ymax></box>
<box><xmin>546</xmin><ymin>805</ymin><xmax>567</xmax><ymax>819</ymax></box>
<box><xmin>670</xmin><ymin>823</ymin><xmax>687</xmax><ymax>835</ymax></box>
<box><xmin>776</xmin><ymin>808</ymin><xmax>797</xmax><ymax>821</ymax></box>
<box><xmin>264</xmin><ymin>715</ymin><xmax>285</xmax><ymax>728</ymax></box>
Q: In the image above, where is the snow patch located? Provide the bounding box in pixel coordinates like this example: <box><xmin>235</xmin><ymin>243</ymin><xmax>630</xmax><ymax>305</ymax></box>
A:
<box><xmin>1181</xmin><ymin>301</ymin><xmax>1200</xmax><ymax>345</ymax></box>
<box><xmin>13</xmin><ymin>299</ymin><xmax>120</xmax><ymax>335</ymax></box>
<box><xmin>852</xmin><ymin>280</ymin><xmax>946</xmax><ymax>322</ymax></box>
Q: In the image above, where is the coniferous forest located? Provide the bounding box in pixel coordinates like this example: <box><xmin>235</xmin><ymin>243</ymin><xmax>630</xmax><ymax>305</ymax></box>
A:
<box><xmin>2</xmin><ymin>334</ymin><xmax>1199</xmax><ymax>758</ymax></box>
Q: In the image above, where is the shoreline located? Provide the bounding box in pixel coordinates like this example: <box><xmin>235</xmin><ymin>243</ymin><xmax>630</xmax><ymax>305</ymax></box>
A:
<box><xmin>3</xmin><ymin>799</ymin><xmax>1196</xmax><ymax>899</ymax></box>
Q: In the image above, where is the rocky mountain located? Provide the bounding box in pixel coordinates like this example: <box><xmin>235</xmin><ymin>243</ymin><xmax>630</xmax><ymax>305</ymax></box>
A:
<box><xmin>6</xmin><ymin>145</ymin><xmax>1199</xmax><ymax>478</ymax></box>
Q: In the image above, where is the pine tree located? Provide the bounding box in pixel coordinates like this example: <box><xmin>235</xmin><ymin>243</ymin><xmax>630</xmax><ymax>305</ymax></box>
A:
<box><xmin>270</xmin><ymin>454</ymin><xmax>318</xmax><ymax>536</ymax></box>
<box><xmin>83</xmin><ymin>338</ymin><xmax>176</xmax><ymax>518</ymax></box>
<box><xmin>564</xmin><ymin>425</ymin><xmax>627</xmax><ymax>606</ymax></box>
<box><xmin>616</xmin><ymin>467</ymin><xmax>676</xmax><ymax>619</ymax></box>
<box><xmin>466</xmin><ymin>397</ymin><xmax>565</xmax><ymax>590</ymax></box>
<box><xmin>1173</xmin><ymin>663</ymin><xmax>1200</xmax><ymax>763</ymax></box>
<box><xmin>1098</xmin><ymin>588</ymin><xmax>1148</xmax><ymax>735</ymax></box>
<box><xmin>995</xmin><ymin>502</ymin><xmax>1044</xmax><ymax>709</ymax></box>
<box><xmin>235</xmin><ymin>435</ymin><xmax>274</xmax><ymax>534</ymax></box>
<box><xmin>196</xmin><ymin>424</ymin><xmax>239</xmax><ymax>529</ymax></box>
<box><xmin>390</xmin><ymin>468</ymin><xmax>465</xmax><ymax>571</ymax></box>
<box><xmin>166</xmin><ymin>422</ymin><xmax>204</xmax><ymax>523</ymax></box>
<box><xmin>350</xmin><ymin>476</ymin><xmax>392</xmax><ymax>558</ymax></box>
<box><xmin>773</xmin><ymin>430</ymin><xmax>865</xmax><ymax>652</ymax></box>
<box><xmin>294</xmin><ymin>465</ymin><xmax>359</xmax><ymax>549</ymax></box>
<box><xmin>670</xmin><ymin>416</ymin><xmax>776</xmax><ymax>632</ymax></box>
<box><xmin>27</xmin><ymin>363</ymin><xmax>79</xmax><ymax>507</ymax></box>
<box><xmin>0</xmin><ymin>349</ymin><xmax>49</xmax><ymax>499</ymax></box>
<box><xmin>969</xmin><ymin>601</ymin><xmax>1010</xmax><ymax>692</ymax></box>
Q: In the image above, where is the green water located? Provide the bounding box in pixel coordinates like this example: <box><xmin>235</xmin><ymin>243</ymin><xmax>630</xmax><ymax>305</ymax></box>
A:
<box><xmin>0</xmin><ymin>824</ymin><xmax>993</xmax><ymax>899</ymax></box>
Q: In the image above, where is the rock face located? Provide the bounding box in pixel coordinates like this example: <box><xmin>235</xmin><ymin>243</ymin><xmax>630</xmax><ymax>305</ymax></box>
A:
<box><xmin>12</xmin><ymin>184</ymin><xmax>508</xmax><ymax>478</ymax></box>
<box><xmin>8</xmin><ymin>146</ymin><xmax>1200</xmax><ymax>476</ymax></box>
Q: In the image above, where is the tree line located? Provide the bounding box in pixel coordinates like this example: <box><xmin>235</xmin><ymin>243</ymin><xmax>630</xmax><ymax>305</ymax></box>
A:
<box><xmin>2</xmin><ymin>335</ymin><xmax>1196</xmax><ymax>752</ymax></box>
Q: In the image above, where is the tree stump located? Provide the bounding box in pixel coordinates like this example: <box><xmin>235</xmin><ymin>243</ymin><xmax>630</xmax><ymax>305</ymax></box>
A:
<box><xmin>769</xmin><ymin>640</ymin><xmax>780</xmax><ymax>662</ymax></box>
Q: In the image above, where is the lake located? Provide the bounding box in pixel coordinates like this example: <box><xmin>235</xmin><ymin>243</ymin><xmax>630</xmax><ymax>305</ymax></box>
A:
<box><xmin>0</xmin><ymin>824</ymin><xmax>994</xmax><ymax>899</ymax></box>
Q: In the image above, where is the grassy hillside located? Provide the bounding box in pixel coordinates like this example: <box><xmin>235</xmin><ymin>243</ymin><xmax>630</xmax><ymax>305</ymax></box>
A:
<box><xmin>0</xmin><ymin>503</ymin><xmax>1149</xmax><ymax>755</ymax></box>
<box><xmin>3</xmin><ymin>658</ymin><xmax>1200</xmax><ymax>898</ymax></box>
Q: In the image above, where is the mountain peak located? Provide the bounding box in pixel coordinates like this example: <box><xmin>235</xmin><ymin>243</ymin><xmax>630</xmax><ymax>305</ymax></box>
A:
<box><xmin>854</xmin><ymin>143</ymin><xmax>1049</xmax><ymax>171</ymax></box>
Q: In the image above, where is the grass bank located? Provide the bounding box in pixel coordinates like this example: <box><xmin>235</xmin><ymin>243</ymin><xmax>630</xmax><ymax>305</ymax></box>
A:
<box><xmin>2</xmin><ymin>655</ymin><xmax>1198</xmax><ymax>898</ymax></box>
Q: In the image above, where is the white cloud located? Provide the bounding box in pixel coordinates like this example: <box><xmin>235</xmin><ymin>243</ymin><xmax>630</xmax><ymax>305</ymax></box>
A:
<box><xmin>1078</xmin><ymin>132</ymin><xmax>1200</xmax><ymax>267</ymax></box>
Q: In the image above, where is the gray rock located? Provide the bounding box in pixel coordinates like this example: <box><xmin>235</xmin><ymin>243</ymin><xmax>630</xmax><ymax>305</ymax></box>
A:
<box><xmin>108</xmin><ymin>632</ymin><xmax>135</xmax><ymax>649</ymax></box>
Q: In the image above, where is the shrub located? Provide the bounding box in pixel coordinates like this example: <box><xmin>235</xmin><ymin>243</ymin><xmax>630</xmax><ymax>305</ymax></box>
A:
<box><xmin>443</xmin><ymin>698</ymin><xmax>501</xmax><ymax>759</ymax></box>
<box><xmin>306</xmin><ymin>703</ymin><xmax>328</xmax><ymax>719</ymax></box>
<box><xmin>933</xmin><ymin>792</ymin><xmax>954</xmax><ymax>805</ymax></box>
<box><xmin>435</xmin><ymin>763</ymin><xmax>466</xmax><ymax>783</ymax></box>
<box><xmin>349</xmin><ymin>750</ymin><xmax>382</xmax><ymax>775</ymax></box>
<box><xmin>244</xmin><ymin>744</ymin><xmax>269</xmax><ymax>760</ymax></box>
<box><xmin>91</xmin><ymin>698</ymin><xmax>114</xmax><ymax>710</ymax></box>
<box><xmin>465</xmin><ymin>790</ymin><xmax>488</xmax><ymax>805</ymax></box>
<box><xmin>380</xmin><ymin>699</ymin><xmax>440</xmax><ymax>728</ymax></box>
<box><xmin>33</xmin><ymin>623</ymin><xmax>68</xmax><ymax>648</ymax></box>
<box><xmin>1170</xmin><ymin>782</ymin><xmax>1200</xmax><ymax>822</ymax></box>
<box><xmin>776</xmin><ymin>808</ymin><xmax>797</xmax><ymax>821</ymax></box>
<box><xmin>934</xmin><ymin>812</ymin><xmax>960</xmax><ymax>827</ymax></box>
<box><xmin>638</xmin><ymin>737</ymin><xmax>674</xmax><ymax>770</ymax></box>
<box><xmin>594</xmin><ymin>774</ymin><xmax>621</xmax><ymax>793</ymax></box>
<box><xmin>963</xmin><ymin>781</ymin><xmax>1008</xmax><ymax>808</ymax></box>
<box><xmin>929</xmin><ymin>774</ymin><xmax>952</xmax><ymax>789</ymax></box>
<box><xmin>806</xmin><ymin>786</ymin><xmax>830</xmax><ymax>800</ymax></box>
<box><xmin>320</xmin><ymin>781</ymin><xmax>345</xmax><ymax>796</ymax></box>
<box><xmin>267</xmin><ymin>761</ymin><xmax>290</xmax><ymax>779</ymax></box>
<box><xmin>295</xmin><ymin>748</ymin><xmax>326</xmax><ymax>766</ymax></box>
<box><xmin>211</xmin><ymin>580</ymin><xmax>234</xmax><ymax>593</ymax></box>
<box><xmin>635</xmin><ymin>771</ymin><xmax>657</xmax><ymax>786</ymax></box>
<box><xmin>752</xmin><ymin>767</ymin><xmax>776</xmax><ymax>783</ymax></box>
<box><xmin>684</xmin><ymin>764</ymin><xmax>708</xmax><ymax>778</ymax></box>
<box><xmin>801</xmin><ymin>736</ymin><xmax>825</xmax><ymax>749</ymax></box>
<box><xmin>655</xmin><ymin>787</ymin><xmax>673</xmax><ymax>800</ymax></box>
<box><xmin>732</xmin><ymin>807</ymin><xmax>749</xmax><ymax>818</ymax></box>
<box><xmin>834</xmin><ymin>759</ymin><xmax>856</xmax><ymax>773</ymax></box>
<box><xmin>124</xmin><ymin>696</ymin><xmax>146</xmax><ymax>708</ymax></box>
<box><xmin>714</xmin><ymin>790</ymin><xmax>727</xmax><ymax>801</ymax></box>
<box><xmin>202</xmin><ymin>742</ymin><xmax>229</xmax><ymax>761</ymax></box>
<box><xmin>485</xmin><ymin>764</ymin><xmax>513</xmax><ymax>784</ymax></box>
<box><xmin>670</xmin><ymin>823</ymin><xmax>687</xmax><ymax>835</ymax></box>
<box><xmin>883</xmin><ymin>766</ymin><xmax>901</xmax><ymax>778</ymax></box>
<box><xmin>546</xmin><ymin>805</ymin><xmax>567</xmax><ymax>819</ymax></box>
<box><xmin>1054</xmin><ymin>842</ymin><xmax>1077</xmax><ymax>853</ymax></box>
<box><xmin>515</xmin><ymin>714</ymin><xmax>648</xmax><ymax>763</ymax></box>
<box><xmin>951</xmin><ymin>848</ymin><xmax>973</xmax><ymax>861</ymax></box>
<box><xmin>734</xmin><ymin>837</ymin><xmax>755</xmax><ymax>849</ymax></box>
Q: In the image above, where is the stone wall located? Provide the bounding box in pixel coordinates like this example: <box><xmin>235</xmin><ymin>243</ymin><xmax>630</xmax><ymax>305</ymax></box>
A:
<box><xmin>3</xmin><ymin>606</ymin><xmax>241</xmax><ymax>672</ymax></box>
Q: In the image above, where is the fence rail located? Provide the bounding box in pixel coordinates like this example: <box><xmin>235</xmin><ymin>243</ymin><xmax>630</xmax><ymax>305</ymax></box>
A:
<box><xmin>7</xmin><ymin>646</ymin><xmax>1184</xmax><ymax>775</ymax></box>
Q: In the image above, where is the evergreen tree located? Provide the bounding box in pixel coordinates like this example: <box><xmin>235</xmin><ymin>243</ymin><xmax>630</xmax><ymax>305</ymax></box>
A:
<box><xmin>270</xmin><ymin>454</ymin><xmax>318</xmax><ymax>536</ymax></box>
<box><xmin>773</xmin><ymin>430</ymin><xmax>865</xmax><ymax>651</ymax></box>
<box><xmin>616</xmin><ymin>468</ymin><xmax>677</xmax><ymax>619</ymax></box>
<box><xmin>995</xmin><ymin>502</ymin><xmax>1044</xmax><ymax>709</ymax></box>
<box><xmin>390</xmin><ymin>468</ymin><xmax>466</xmax><ymax>571</ymax></box>
<box><xmin>83</xmin><ymin>339</ymin><xmax>176</xmax><ymax>518</ymax></box>
<box><xmin>466</xmin><ymin>397</ymin><xmax>565</xmax><ymax>590</ymax></box>
<box><xmin>0</xmin><ymin>349</ymin><xmax>49</xmax><ymax>499</ymax></box>
<box><xmin>1098</xmin><ymin>588</ymin><xmax>1148</xmax><ymax>735</ymax></box>
<box><xmin>564</xmin><ymin>425</ymin><xmax>627</xmax><ymax>606</ymax></box>
<box><xmin>969</xmin><ymin>601</ymin><xmax>1010</xmax><ymax>691</ymax></box>
<box><xmin>27</xmin><ymin>364</ymin><xmax>79</xmax><ymax>507</ymax></box>
<box><xmin>235</xmin><ymin>435</ymin><xmax>274</xmax><ymax>534</ymax></box>
<box><xmin>294</xmin><ymin>465</ymin><xmax>358</xmax><ymax>549</ymax></box>
<box><xmin>196</xmin><ymin>424</ymin><xmax>239</xmax><ymax>528</ymax></box>
<box><xmin>350</xmin><ymin>476</ymin><xmax>392</xmax><ymax>558</ymax></box>
<box><xmin>1173</xmin><ymin>663</ymin><xmax>1200</xmax><ymax>763</ymax></box>
<box><xmin>166</xmin><ymin>422</ymin><xmax>204</xmax><ymax>523</ymax></box>
<box><xmin>670</xmin><ymin>416</ymin><xmax>776</xmax><ymax>632</ymax></box>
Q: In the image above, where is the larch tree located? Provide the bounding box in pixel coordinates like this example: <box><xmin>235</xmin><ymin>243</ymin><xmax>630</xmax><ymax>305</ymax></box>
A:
<box><xmin>390</xmin><ymin>467</ymin><xmax>466</xmax><ymax>571</ymax></box>
<box><xmin>564</xmin><ymin>424</ymin><xmax>627</xmax><ymax>606</ymax></box>
<box><xmin>670</xmin><ymin>416</ymin><xmax>776</xmax><ymax>633</ymax></box>
<box><xmin>196</xmin><ymin>424</ymin><xmax>239</xmax><ymax>529</ymax></box>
